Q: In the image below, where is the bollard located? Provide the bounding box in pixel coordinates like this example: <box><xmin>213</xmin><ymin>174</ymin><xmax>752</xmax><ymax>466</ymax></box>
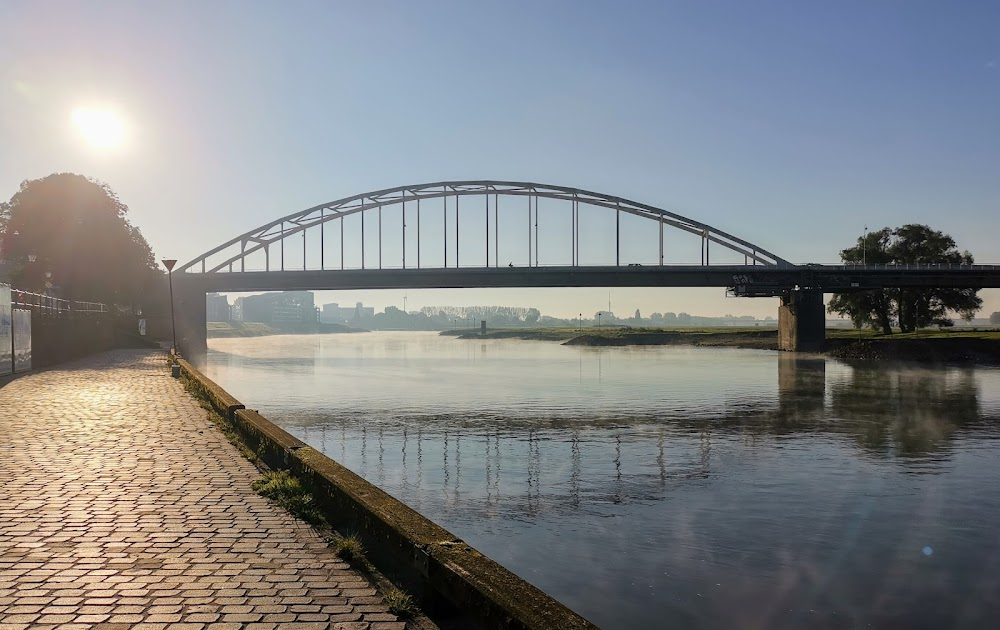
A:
<box><xmin>171</xmin><ymin>363</ymin><xmax>181</xmax><ymax>378</ymax></box>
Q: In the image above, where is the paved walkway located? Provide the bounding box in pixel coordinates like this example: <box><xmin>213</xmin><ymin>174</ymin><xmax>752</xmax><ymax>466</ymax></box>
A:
<box><xmin>0</xmin><ymin>350</ymin><xmax>403</xmax><ymax>630</ymax></box>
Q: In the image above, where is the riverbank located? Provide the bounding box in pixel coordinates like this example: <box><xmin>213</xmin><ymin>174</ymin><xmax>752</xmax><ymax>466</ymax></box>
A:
<box><xmin>207</xmin><ymin>321</ymin><xmax>366</xmax><ymax>338</ymax></box>
<box><xmin>441</xmin><ymin>326</ymin><xmax>1000</xmax><ymax>364</ymax></box>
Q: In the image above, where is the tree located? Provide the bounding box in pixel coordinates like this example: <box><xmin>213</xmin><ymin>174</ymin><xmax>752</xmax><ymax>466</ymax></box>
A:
<box><xmin>0</xmin><ymin>173</ymin><xmax>158</xmax><ymax>306</ymax></box>
<box><xmin>991</xmin><ymin>312</ymin><xmax>1000</xmax><ymax>326</ymax></box>
<box><xmin>827</xmin><ymin>224</ymin><xmax>982</xmax><ymax>333</ymax></box>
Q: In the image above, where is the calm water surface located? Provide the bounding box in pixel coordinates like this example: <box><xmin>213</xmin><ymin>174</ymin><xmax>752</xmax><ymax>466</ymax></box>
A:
<box><xmin>205</xmin><ymin>331</ymin><xmax>1000</xmax><ymax>629</ymax></box>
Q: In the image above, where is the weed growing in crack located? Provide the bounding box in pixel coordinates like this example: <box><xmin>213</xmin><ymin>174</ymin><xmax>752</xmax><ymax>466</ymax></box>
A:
<box><xmin>332</xmin><ymin>532</ymin><xmax>365</xmax><ymax>561</ymax></box>
<box><xmin>252</xmin><ymin>470</ymin><xmax>327</xmax><ymax>527</ymax></box>
<box><xmin>383</xmin><ymin>585</ymin><xmax>417</xmax><ymax>618</ymax></box>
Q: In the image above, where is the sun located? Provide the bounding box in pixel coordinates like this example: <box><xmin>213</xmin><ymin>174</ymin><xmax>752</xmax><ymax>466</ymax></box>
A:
<box><xmin>71</xmin><ymin>107</ymin><xmax>126</xmax><ymax>149</ymax></box>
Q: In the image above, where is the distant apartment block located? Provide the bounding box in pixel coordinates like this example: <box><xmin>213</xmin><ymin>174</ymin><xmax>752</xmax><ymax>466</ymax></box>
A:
<box><xmin>206</xmin><ymin>293</ymin><xmax>231</xmax><ymax>322</ymax></box>
<box><xmin>236</xmin><ymin>291</ymin><xmax>318</xmax><ymax>327</ymax></box>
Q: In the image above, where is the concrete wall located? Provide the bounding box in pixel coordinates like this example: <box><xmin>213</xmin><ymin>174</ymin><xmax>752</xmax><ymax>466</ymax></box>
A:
<box><xmin>30</xmin><ymin>315</ymin><xmax>116</xmax><ymax>369</ymax></box>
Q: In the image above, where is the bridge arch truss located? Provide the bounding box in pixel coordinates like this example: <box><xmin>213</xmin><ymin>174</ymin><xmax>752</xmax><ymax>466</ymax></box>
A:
<box><xmin>178</xmin><ymin>180</ymin><xmax>790</xmax><ymax>274</ymax></box>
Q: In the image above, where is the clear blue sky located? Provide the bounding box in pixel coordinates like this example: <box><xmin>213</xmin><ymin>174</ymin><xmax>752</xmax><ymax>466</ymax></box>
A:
<box><xmin>1</xmin><ymin>1</ymin><xmax>998</xmax><ymax>318</ymax></box>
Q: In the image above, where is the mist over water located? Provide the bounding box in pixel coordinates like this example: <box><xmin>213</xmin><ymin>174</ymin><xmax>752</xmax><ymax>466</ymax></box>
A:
<box><xmin>206</xmin><ymin>332</ymin><xmax>1000</xmax><ymax>630</ymax></box>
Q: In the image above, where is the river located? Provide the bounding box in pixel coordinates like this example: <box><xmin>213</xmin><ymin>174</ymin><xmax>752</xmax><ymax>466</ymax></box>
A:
<box><xmin>204</xmin><ymin>331</ymin><xmax>1000</xmax><ymax>629</ymax></box>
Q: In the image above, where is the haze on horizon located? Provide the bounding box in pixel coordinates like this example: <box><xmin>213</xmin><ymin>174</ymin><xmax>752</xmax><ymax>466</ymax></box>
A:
<box><xmin>1</xmin><ymin>0</ymin><xmax>998</xmax><ymax>318</ymax></box>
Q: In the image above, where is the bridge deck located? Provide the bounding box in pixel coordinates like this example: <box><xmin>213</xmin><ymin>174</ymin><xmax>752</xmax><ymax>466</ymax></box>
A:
<box><xmin>0</xmin><ymin>350</ymin><xmax>403</xmax><ymax>629</ymax></box>
<box><xmin>181</xmin><ymin>264</ymin><xmax>1000</xmax><ymax>293</ymax></box>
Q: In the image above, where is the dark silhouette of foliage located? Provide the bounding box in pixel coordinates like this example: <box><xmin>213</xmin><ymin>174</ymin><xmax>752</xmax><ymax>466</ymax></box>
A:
<box><xmin>0</xmin><ymin>173</ymin><xmax>159</xmax><ymax>306</ymax></box>
<box><xmin>828</xmin><ymin>224</ymin><xmax>981</xmax><ymax>333</ymax></box>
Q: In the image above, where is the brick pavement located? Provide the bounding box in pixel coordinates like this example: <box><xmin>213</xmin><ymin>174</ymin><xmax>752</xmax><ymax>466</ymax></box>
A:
<box><xmin>0</xmin><ymin>350</ymin><xmax>405</xmax><ymax>630</ymax></box>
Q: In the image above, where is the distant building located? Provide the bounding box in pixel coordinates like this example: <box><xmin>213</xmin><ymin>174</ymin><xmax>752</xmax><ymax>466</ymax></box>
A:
<box><xmin>321</xmin><ymin>303</ymin><xmax>346</xmax><ymax>323</ymax></box>
<box><xmin>232</xmin><ymin>297</ymin><xmax>245</xmax><ymax>322</ymax></box>
<box><xmin>238</xmin><ymin>291</ymin><xmax>317</xmax><ymax>327</ymax></box>
<box><xmin>205</xmin><ymin>293</ymin><xmax>231</xmax><ymax>322</ymax></box>
<box><xmin>321</xmin><ymin>302</ymin><xmax>373</xmax><ymax>323</ymax></box>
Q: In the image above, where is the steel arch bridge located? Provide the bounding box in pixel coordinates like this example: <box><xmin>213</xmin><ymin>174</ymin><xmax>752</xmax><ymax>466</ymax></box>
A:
<box><xmin>178</xmin><ymin>180</ymin><xmax>791</xmax><ymax>274</ymax></box>
<box><xmin>171</xmin><ymin>179</ymin><xmax>1000</xmax><ymax>357</ymax></box>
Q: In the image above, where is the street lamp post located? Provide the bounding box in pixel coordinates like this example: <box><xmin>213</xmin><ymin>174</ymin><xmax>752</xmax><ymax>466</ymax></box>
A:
<box><xmin>161</xmin><ymin>259</ymin><xmax>177</xmax><ymax>356</ymax></box>
<box><xmin>863</xmin><ymin>225</ymin><xmax>868</xmax><ymax>266</ymax></box>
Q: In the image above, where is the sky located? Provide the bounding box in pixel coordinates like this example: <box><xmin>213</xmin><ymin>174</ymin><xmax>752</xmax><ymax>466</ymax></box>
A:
<box><xmin>1</xmin><ymin>0</ymin><xmax>998</xmax><ymax>318</ymax></box>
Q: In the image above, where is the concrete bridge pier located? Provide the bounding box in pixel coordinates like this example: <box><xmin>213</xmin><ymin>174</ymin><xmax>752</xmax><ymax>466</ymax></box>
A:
<box><xmin>175</xmin><ymin>280</ymin><xmax>208</xmax><ymax>363</ymax></box>
<box><xmin>778</xmin><ymin>289</ymin><xmax>825</xmax><ymax>352</ymax></box>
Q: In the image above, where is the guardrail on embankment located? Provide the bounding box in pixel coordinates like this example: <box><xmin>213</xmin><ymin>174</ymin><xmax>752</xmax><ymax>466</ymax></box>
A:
<box><xmin>175</xmin><ymin>357</ymin><xmax>600</xmax><ymax>630</ymax></box>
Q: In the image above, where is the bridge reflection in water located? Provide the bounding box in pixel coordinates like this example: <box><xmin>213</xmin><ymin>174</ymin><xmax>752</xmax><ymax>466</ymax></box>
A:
<box><xmin>273</xmin><ymin>353</ymin><xmax>987</xmax><ymax>522</ymax></box>
<box><xmin>205</xmin><ymin>336</ymin><xmax>1000</xmax><ymax>629</ymax></box>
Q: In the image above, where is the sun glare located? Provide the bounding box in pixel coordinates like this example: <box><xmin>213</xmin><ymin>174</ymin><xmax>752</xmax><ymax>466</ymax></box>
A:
<box><xmin>71</xmin><ymin>107</ymin><xmax>126</xmax><ymax>149</ymax></box>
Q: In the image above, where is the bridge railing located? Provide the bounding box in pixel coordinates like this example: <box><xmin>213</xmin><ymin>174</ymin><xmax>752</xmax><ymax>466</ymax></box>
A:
<box><xmin>822</xmin><ymin>263</ymin><xmax>1000</xmax><ymax>270</ymax></box>
<box><xmin>194</xmin><ymin>262</ymin><xmax>775</xmax><ymax>273</ymax></box>
<box><xmin>188</xmin><ymin>261</ymin><xmax>1000</xmax><ymax>273</ymax></box>
<box><xmin>10</xmin><ymin>290</ymin><xmax>109</xmax><ymax>317</ymax></box>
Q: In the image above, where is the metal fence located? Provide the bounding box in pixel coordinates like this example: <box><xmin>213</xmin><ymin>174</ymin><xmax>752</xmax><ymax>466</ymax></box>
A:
<box><xmin>10</xmin><ymin>290</ymin><xmax>108</xmax><ymax>317</ymax></box>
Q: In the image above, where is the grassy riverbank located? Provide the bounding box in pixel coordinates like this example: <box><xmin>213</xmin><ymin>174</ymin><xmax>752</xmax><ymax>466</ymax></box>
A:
<box><xmin>207</xmin><ymin>321</ymin><xmax>366</xmax><ymax>338</ymax></box>
<box><xmin>441</xmin><ymin>326</ymin><xmax>1000</xmax><ymax>363</ymax></box>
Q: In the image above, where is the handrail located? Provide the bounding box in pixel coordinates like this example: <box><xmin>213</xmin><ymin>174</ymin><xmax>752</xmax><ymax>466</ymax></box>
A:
<box><xmin>806</xmin><ymin>263</ymin><xmax>1000</xmax><ymax>270</ymax></box>
<box><xmin>188</xmin><ymin>262</ymin><xmax>1000</xmax><ymax>273</ymax></box>
<box><xmin>10</xmin><ymin>289</ymin><xmax>108</xmax><ymax>316</ymax></box>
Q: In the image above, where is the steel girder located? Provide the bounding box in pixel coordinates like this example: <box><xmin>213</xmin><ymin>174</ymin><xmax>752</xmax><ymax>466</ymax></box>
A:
<box><xmin>177</xmin><ymin>180</ymin><xmax>791</xmax><ymax>273</ymax></box>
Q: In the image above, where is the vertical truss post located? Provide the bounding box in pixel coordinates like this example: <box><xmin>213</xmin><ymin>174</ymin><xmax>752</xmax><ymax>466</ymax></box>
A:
<box><xmin>320</xmin><ymin>209</ymin><xmax>325</xmax><ymax>271</ymax></box>
<box><xmin>534</xmin><ymin>195</ymin><xmax>539</xmax><ymax>267</ymax></box>
<box><xmin>202</xmin><ymin>259</ymin><xmax>206</xmax><ymax>273</ymax></box>
<box><xmin>616</xmin><ymin>204</ymin><xmax>620</xmax><ymax>267</ymax></box>
<box><xmin>264</xmin><ymin>243</ymin><xmax>270</xmax><ymax>272</ymax></box>
<box><xmin>443</xmin><ymin>193</ymin><xmax>448</xmax><ymax>268</ymax></box>
<box><xmin>240</xmin><ymin>239</ymin><xmax>245</xmax><ymax>272</ymax></box>
<box><xmin>417</xmin><ymin>197</ymin><xmax>421</xmax><ymax>269</ymax></box>
<box><xmin>456</xmin><ymin>194</ymin><xmax>460</xmax><ymax>268</ymax></box>
<box><xmin>302</xmin><ymin>230</ymin><xmax>306</xmax><ymax>270</ymax></box>
<box><xmin>494</xmin><ymin>193</ymin><xmax>499</xmax><ymax>268</ymax></box>
<box><xmin>574</xmin><ymin>198</ymin><xmax>579</xmax><ymax>266</ymax></box>
<box><xmin>527</xmin><ymin>195</ymin><xmax>532</xmax><ymax>267</ymax></box>
<box><xmin>569</xmin><ymin>198</ymin><xmax>576</xmax><ymax>267</ymax></box>
<box><xmin>378</xmin><ymin>206</ymin><xmax>382</xmax><ymax>270</ymax></box>
<box><xmin>659</xmin><ymin>214</ymin><xmax>663</xmax><ymax>266</ymax></box>
<box><xmin>575</xmin><ymin>198</ymin><xmax>580</xmax><ymax>266</ymax></box>
<box><xmin>402</xmin><ymin>198</ymin><xmax>406</xmax><ymax>270</ymax></box>
<box><xmin>361</xmin><ymin>209</ymin><xmax>365</xmax><ymax>270</ymax></box>
<box><xmin>340</xmin><ymin>215</ymin><xmax>344</xmax><ymax>270</ymax></box>
<box><xmin>485</xmin><ymin>191</ymin><xmax>489</xmax><ymax>267</ymax></box>
<box><xmin>706</xmin><ymin>231</ymin><xmax>710</xmax><ymax>265</ymax></box>
<box><xmin>280</xmin><ymin>222</ymin><xmax>285</xmax><ymax>271</ymax></box>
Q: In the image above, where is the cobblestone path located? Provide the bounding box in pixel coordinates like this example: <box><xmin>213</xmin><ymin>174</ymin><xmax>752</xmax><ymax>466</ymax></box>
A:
<box><xmin>0</xmin><ymin>350</ymin><xmax>404</xmax><ymax>630</ymax></box>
